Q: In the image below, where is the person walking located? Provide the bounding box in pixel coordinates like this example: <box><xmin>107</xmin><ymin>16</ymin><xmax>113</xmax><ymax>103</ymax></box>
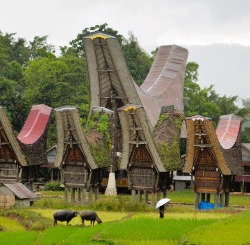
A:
<box><xmin>159</xmin><ymin>204</ymin><xmax>165</xmax><ymax>218</ymax></box>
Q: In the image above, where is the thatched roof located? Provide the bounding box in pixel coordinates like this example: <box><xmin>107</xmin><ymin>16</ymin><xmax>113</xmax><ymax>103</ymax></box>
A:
<box><xmin>0</xmin><ymin>106</ymin><xmax>27</xmax><ymax>166</ymax></box>
<box><xmin>183</xmin><ymin>115</ymin><xmax>231</xmax><ymax>175</ymax></box>
<box><xmin>118</xmin><ymin>106</ymin><xmax>166</xmax><ymax>172</ymax></box>
<box><xmin>54</xmin><ymin>106</ymin><xmax>98</xmax><ymax>169</ymax></box>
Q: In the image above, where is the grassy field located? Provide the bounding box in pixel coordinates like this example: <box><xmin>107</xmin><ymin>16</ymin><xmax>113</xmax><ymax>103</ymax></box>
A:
<box><xmin>0</xmin><ymin>190</ymin><xmax>249</xmax><ymax>244</ymax></box>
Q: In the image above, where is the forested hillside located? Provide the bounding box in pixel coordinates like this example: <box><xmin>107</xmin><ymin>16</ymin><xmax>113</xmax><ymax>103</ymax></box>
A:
<box><xmin>0</xmin><ymin>23</ymin><xmax>249</xmax><ymax>146</ymax></box>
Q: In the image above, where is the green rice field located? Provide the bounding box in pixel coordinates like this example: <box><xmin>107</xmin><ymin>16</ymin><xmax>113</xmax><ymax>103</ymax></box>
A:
<box><xmin>0</xmin><ymin>190</ymin><xmax>249</xmax><ymax>244</ymax></box>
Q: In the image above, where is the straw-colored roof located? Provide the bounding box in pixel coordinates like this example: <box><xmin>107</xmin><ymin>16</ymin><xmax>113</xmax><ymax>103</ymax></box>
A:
<box><xmin>0</xmin><ymin>106</ymin><xmax>27</xmax><ymax>166</ymax></box>
<box><xmin>183</xmin><ymin>115</ymin><xmax>231</xmax><ymax>175</ymax></box>
<box><xmin>54</xmin><ymin>106</ymin><xmax>98</xmax><ymax>169</ymax></box>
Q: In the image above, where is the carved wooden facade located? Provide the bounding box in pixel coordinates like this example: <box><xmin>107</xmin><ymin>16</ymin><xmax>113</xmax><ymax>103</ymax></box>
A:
<box><xmin>118</xmin><ymin>105</ymin><xmax>166</xmax><ymax>191</ymax></box>
<box><xmin>54</xmin><ymin>106</ymin><xmax>100</xmax><ymax>203</ymax></box>
<box><xmin>183</xmin><ymin>115</ymin><xmax>232</xmax><ymax>209</ymax></box>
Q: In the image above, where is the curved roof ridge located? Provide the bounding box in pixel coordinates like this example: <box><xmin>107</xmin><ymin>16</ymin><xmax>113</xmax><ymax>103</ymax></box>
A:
<box><xmin>18</xmin><ymin>104</ymin><xmax>52</xmax><ymax>145</ymax></box>
<box><xmin>216</xmin><ymin>114</ymin><xmax>242</xmax><ymax>149</ymax></box>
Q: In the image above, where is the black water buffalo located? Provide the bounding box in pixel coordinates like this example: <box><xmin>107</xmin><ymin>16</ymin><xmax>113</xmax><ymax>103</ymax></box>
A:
<box><xmin>80</xmin><ymin>210</ymin><xmax>102</xmax><ymax>226</ymax></box>
<box><xmin>53</xmin><ymin>210</ymin><xmax>79</xmax><ymax>226</ymax></box>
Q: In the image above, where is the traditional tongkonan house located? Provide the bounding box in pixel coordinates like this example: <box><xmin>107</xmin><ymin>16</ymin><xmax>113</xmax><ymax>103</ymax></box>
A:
<box><xmin>17</xmin><ymin>104</ymin><xmax>52</xmax><ymax>189</ymax></box>
<box><xmin>183</xmin><ymin>115</ymin><xmax>232</xmax><ymax>209</ymax></box>
<box><xmin>0</xmin><ymin>106</ymin><xmax>27</xmax><ymax>184</ymax></box>
<box><xmin>83</xmin><ymin>31</ymin><xmax>188</xmax><ymax>203</ymax></box>
<box><xmin>54</xmin><ymin>106</ymin><xmax>100</xmax><ymax>203</ymax></box>
<box><xmin>118</xmin><ymin>104</ymin><xmax>167</xmax><ymax>203</ymax></box>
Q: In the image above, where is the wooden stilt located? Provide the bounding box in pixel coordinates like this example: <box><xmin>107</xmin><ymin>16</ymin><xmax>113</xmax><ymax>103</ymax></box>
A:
<box><xmin>77</xmin><ymin>188</ymin><xmax>81</xmax><ymax>202</ymax></box>
<box><xmin>163</xmin><ymin>189</ymin><xmax>167</xmax><ymax>198</ymax></box>
<box><xmin>220</xmin><ymin>193</ymin><xmax>225</xmax><ymax>207</ymax></box>
<box><xmin>82</xmin><ymin>188</ymin><xmax>86</xmax><ymax>205</ymax></box>
<box><xmin>88</xmin><ymin>187</ymin><xmax>93</xmax><ymax>202</ymax></box>
<box><xmin>195</xmin><ymin>192</ymin><xmax>200</xmax><ymax>210</ymax></box>
<box><xmin>151</xmin><ymin>192</ymin><xmax>155</xmax><ymax>207</ymax></box>
<box><xmin>71</xmin><ymin>188</ymin><xmax>75</xmax><ymax>202</ymax></box>
<box><xmin>157</xmin><ymin>191</ymin><xmax>161</xmax><ymax>201</ymax></box>
<box><xmin>64</xmin><ymin>187</ymin><xmax>68</xmax><ymax>203</ymax></box>
<box><xmin>206</xmin><ymin>193</ymin><xmax>210</xmax><ymax>202</ymax></box>
<box><xmin>144</xmin><ymin>191</ymin><xmax>148</xmax><ymax>204</ymax></box>
<box><xmin>201</xmin><ymin>193</ymin><xmax>205</xmax><ymax>202</ymax></box>
<box><xmin>225</xmin><ymin>192</ymin><xmax>230</xmax><ymax>207</ymax></box>
<box><xmin>214</xmin><ymin>193</ymin><xmax>219</xmax><ymax>208</ymax></box>
<box><xmin>95</xmin><ymin>187</ymin><xmax>99</xmax><ymax>201</ymax></box>
<box><xmin>138</xmin><ymin>190</ymin><xmax>142</xmax><ymax>203</ymax></box>
<box><xmin>132</xmin><ymin>189</ymin><xmax>136</xmax><ymax>204</ymax></box>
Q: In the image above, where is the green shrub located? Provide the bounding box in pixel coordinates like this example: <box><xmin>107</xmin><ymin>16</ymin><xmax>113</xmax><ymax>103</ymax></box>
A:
<box><xmin>44</xmin><ymin>181</ymin><xmax>63</xmax><ymax>191</ymax></box>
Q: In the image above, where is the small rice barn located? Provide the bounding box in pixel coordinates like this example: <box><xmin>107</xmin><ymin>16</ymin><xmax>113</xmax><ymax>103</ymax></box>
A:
<box><xmin>0</xmin><ymin>182</ymin><xmax>38</xmax><ymax>208</ymax></box>
<box><xmin>183</xmin><ymin>115</ymin><xmax>232</xmax><ymax>209</ymax></box>
<box><xmin>54</xmin><ymin>106</ymin><xmax>100</xmax><ymax>204</ymax></box>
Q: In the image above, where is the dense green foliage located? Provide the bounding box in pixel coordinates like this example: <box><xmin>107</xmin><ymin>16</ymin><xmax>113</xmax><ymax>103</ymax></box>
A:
<box><xmin>44</xmin><ymin>181</ymin><xmax>63</xmax><ymax>191</ymax></box>
<box><xmin>85</xmin><ymin>112</ymin><xmax>112</xmax><ymax>167</ymax></box>
<box><xmin>155</xmin><ymin>115</ymin><xmax>183</xmax><ymax>170</ymax></box>
<box><xmin>0</xmin><ymin>24</ymin><xmax>249</xmax><ymax>145</ymax></box>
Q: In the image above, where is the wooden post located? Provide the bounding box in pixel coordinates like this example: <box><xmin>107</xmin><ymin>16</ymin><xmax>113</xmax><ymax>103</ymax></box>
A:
<box><xmin>206</xmin><ymin>193</ymin><xmax>210</xmax><ymax>202</ymax></box>
<box><xmin>64</xmin><ymin>187</ymin><xmax>68</xmax><ymax>203</ymax></box>
<box><xmin>220</xmin><ymin>193</ymin><xmax>225</xmax><ymax>207</ymax></box>
<box><xmin>151</xmin><ymin>192</ymin><xmax>155</xmax><ymax>207</ymax></box>
<box><xmin>144</xmin><ymin>191</ymin><xmax>148</xmax><ymax>204</ymax></box>
<box><xmin>82</xmin><ymin>188</ymin><xmax>86</xmax><ymax>205</ymax></box>
<box><xmin>195</xmin><ymin>192</ymin><xmax>200</xmax><ymax>210</ymax></box>
<box><xmin>157</xmin><ymin>190</ymin><xmax>161</xmax><ymax>201</ymax></box>
<box><xmin>225</xmin><ymin>192</ymin><xmax>230</xmax><ymax>207</ymax></box>
<box><xmin>71</xmin><ymin>188</ymin><xmax>75</xmax><ymax>202</ymax></box>
<box><xmin>201</xmin><ymin>193</ymin><xmax>205</xmax><ymax>202</ymax></box>
<box><xmin>214</xmin><ymin>193</ymin><xmax>219</xmax><ymax>208</ymax></box>
<box><xmin>138</xmin><ymin>190</ymin><xmax>142</xmax><ymax>203</ymax></box>
<box><xmin>95</xmin><ymin>187</ymin><xmax>99</xmax><ymax>201</ymax></box>
<box><xmin>51</xmin><ymin>169</ymin><xmax>54</xmax><ymax>181</ymax></box>
<box><xmin>163</xmin><ymin>189</ymin><xmax>167</xmax><ymax>198</ymax></box>
<box><xmin>131</xmin><ymin>189</ymin><xmax>136</xmax><ymax>204</ymax></box>
<box><xmin>88</xmin><ymin>187</ymin><xmax>93</xmax><ymax>202</ymax></box>
<box><xmin>77</xmin><ymin>188</ymin><xmax>81</xmax><ymax>202</ymax></box>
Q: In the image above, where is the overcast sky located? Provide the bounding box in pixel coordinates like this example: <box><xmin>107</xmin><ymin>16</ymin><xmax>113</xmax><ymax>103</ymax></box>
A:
<box><xmin>1</xmin><ymin>0</ymin><xmax>250</xmax><ymax>103</ymax></box>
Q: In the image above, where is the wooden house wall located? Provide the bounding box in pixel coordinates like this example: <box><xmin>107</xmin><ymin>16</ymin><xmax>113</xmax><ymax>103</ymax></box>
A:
<box><xmin>128</xmin><ymin>144</ymin><xmax>158</xmax><ymax>190</ymax></box>
<box><xmin>0</xmin><ymin>186</ymin><xmax>15</xmax><ymax>208</ymax></box>
<box><xmin>194</xmin><ymin>150</ymin><xmax>222</xmax><ymax>193</ymax></box>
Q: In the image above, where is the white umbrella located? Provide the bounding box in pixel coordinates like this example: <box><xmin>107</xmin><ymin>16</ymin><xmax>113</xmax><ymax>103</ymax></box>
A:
<box><xmin>155</xmin><ymin>198</ymin><xmax>170</xmax><ymax>209</ymax></box>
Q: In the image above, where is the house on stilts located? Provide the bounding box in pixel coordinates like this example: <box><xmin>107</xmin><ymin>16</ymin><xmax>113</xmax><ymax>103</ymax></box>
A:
<box><xmin>54</xmin><ymin>106</ymin><xmax>100</xmax><ymax>203</ymax></box>
<box><xmin>183</xmin><ymin>115</ymin><xmax>232</xmax><ymax>209</ymax></box>
<box><xmin>83</xmin><ymin>31</ymin><xmax>188</xmax><ymax>203</ymax></box>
